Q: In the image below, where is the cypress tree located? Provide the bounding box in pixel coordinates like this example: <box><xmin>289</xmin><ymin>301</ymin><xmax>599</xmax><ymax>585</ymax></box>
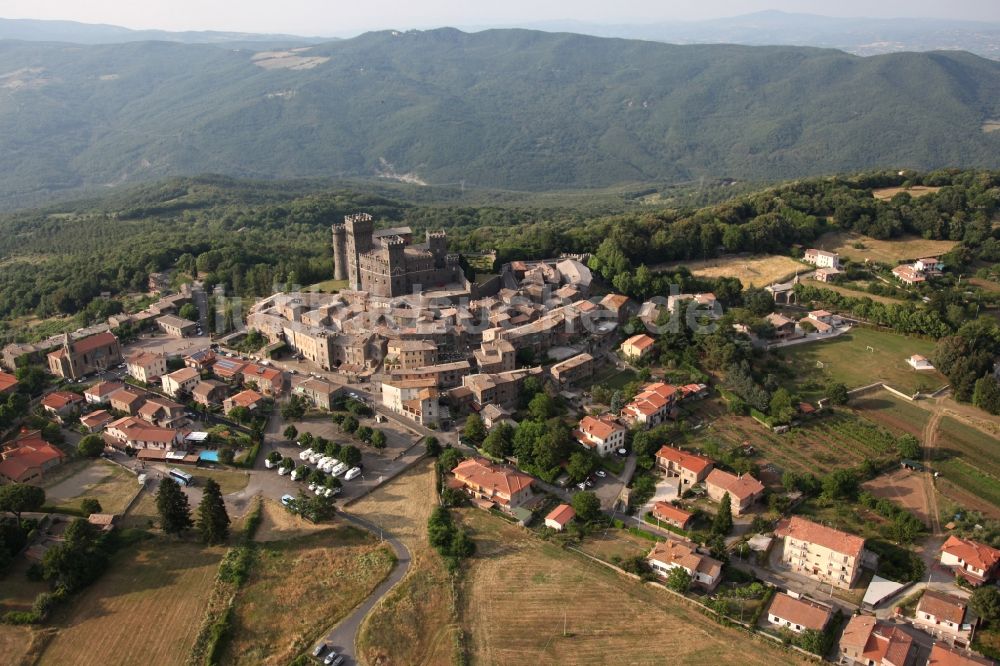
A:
<box><xmin>713</xmin><ymin>492</ymin><xmax>733</xmax><ymax>536</ymax></box>
<box><xmin>156</xmin><ymin>477</ymin><xmax>193</xmax><ymax>536</ymax></box>
<box><xmin>196</xmin><ymin>479</ymin><xmax>230</xmax><ymax>545</ymax></box>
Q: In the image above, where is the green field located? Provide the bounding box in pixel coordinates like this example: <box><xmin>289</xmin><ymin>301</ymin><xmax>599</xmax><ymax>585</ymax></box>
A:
<box><xmin>933</xmin><ymin>417</ymin><xmax>1000</xmax><ymax>510</ymax></box>
<box><xmin>775</xmin><ymin>327</ymin><xmax>945</xmax><ymax>398</ymax></box>
<box><xmin>304</xmin><ymin>279</ymin><xmax>348</xmax><ymax>293</ymax></box>
<box><xmin>590</xmin><ymin>366</ymin><xmax>637</xmax><ymax>390</ymax></box>
<box><xmin>850</xmin><ymin>391</ymin><xmax>931</xmax><ymax>438</ymax></box>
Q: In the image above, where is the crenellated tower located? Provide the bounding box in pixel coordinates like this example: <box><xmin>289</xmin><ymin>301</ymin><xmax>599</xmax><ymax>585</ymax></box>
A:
<box><xmin>344</xmin><ymin>213</ymin><xmax>374</xmax><ymax>290</ymax></box>
<box><xmin>331</xmin><ymin>224</ymin><xmax>348</xmax><ymax>281</ymax></box>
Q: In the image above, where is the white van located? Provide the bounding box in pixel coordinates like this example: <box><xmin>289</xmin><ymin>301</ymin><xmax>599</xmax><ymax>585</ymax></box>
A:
<box><xmin>299</xmin><ymin>448</ymin><xmax>314</xmax><ymax>460</ymax></box>
<box><xmin>330</xmin><ymin>462</ymin><xmax>347</xmax><ymax>477</ymax></box>
<box><xmin>344</xmin><ymin>467</ymin><xmax>362</xmax><ymax>481</ymax></box>
<box><xmin>309</xmin><ymin>452</ymin><xmax>323</xmax><ymax>464</ymax></box>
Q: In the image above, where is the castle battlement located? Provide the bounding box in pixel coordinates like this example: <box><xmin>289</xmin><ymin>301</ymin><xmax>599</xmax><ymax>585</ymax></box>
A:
<box><xmin>345</xmin><ymin>213</ymin><xmax>373</xmax><ymax>224</ymax></box>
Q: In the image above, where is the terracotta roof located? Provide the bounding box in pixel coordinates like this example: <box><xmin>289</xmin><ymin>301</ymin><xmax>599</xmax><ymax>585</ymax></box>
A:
<box><xmin>228</xmin><ymin>389</ymin><xmax>264</xmax><ymax>408</ymax></box>
<box><xmin>927</xmin><ymin>644</ymin><xmax>994</xmax><ymax>666</ymax></box>
<box><xmin>0</xmin><ymin>434</ymin><xmax>65</xmax><ymax>482</ymax></box>
<box><xmin>941</xmin><ymin>535</ymin><xmax>1000</xmax><ymax>573</ymax></box>
<box><xmin>84</xmin><ymin>381</ymin><xmax>123</xmax><ymax>399</ymax></box>
<box><xmin>652</xmin><ymin>502</ymin><xmax>693</xmax><ymax>525</ymax></box>
<box><xmin>578</xmin><ymin>414</ymin><xmax>626</xmax><ymax>442</ymax></box>
<box><xmin>452</xmin><ymin>458</ymin><xmax>533</xmax><ymax>498</ymax></box>
<box><xmin>107</xmin><ymin>416</ymin><xmax>179</xmax><ymax>444</ymax></box>
<box><xmin>0</xmin><ymin>371</ymin><xmax>18</xmax><ymax>392</ymax></box>
<box><xmin>242</xmin><ymin>363</ymin><xmax>283</xmax><ymax>384</ymax></box>
<box><xmin>191</xmin><ymin>380</ymin><xmax>226</xmax><ymax>399</ymax></box>
<box><xmin>622</xmin><ymin>334</ymin><xmax>656</xmax><ymax>351</ymax></box>
<box><xmin>809</xmin><ymin>310</ymin><xmax>833</xmax><ymax>318</ymax></box>
<box><xmin>81</xmin><ymin>410</ymin><xmax>113</xmax><ymax>428</ymax></box>
<box><xmin>545</xmin><ymin>504</ymin><xmax>576</xmax><ymax>526</ymax></box>
<box><xmin>600</xmin><ymin>293</ymin><xmax>630</xmax><ymax>309</ymax></box>
<box><xmin>42</xmin><ymin>391</ymin><xmax>83</xmax><ymax>410</ymax></box>
<box><xmin>71</xmin><ymin>331</ymin><xmax>118</xmax><ymax>354</ymax></box>
<box><xmin>164</xmin><ymin>367</ymin><xmax>200</xmax><ymax>383</ymax></box>
<box><xmin>766</xmin><ymin>312</ymin><xmax>794</xmax><ymax>327</ymax></box>
<box><xmin>872</xmin><ymin>625</ymin><xmax>914</xmax><ymax>666</ymax></box>
<box><xmin>109</xmin><ymin>388</ymin><xmax>146</xmax><ymax>408</ymax></box>
<box><xmin>705</xmin><ymin>468</ymin><xmax>764</xmax><ymax>502</ymax></box>
<box><xmin>647</xmin><ymin>539</ymin><xmax>721</xmax><ymax>581</ymax></box>
<box><xmin>776</xmin><ymin>515</ymin><xmax>866</xmax><ymax>560</ymax></box>
<box><xmin>767</xmin><ymin>593</ymin><xmax>832</xmax><ymax>631</ymax></box>
<box><xmin>839</xmin><ymin>614</ymin><xmax>877</xmax><ymax>651</ymax></box>
<box><xmin>917</xmin><ymin>590</ymin><xmax>967</xmax><ymax>625</ymax></box>
<box><xmin>126</xmin><ymin>351</ymin><xmax>164</xmax><ymax>367</ymax></box>
<box><xmin>655</xmin><ymin>445</ymin><xmax>714</xmax><ymax>474</ymax></box>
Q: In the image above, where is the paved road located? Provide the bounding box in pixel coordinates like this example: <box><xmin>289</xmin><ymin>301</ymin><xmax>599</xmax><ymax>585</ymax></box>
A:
<box><xmin>312</xmin><ymin>512</ymin><xmax>412</xmax><ymax>666</ymax></box>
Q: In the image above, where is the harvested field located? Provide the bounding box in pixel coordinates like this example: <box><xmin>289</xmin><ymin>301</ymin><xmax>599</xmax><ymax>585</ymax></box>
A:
<box><xmin>120</xmin><ymin>486</ymin><xmax>158</xmax><ymax>529</ymax></box>
<box><xmin>814</xmin><ymin>230</ymin><xmax>956</xmax><ymax>264</ymax></box>
<box><xmin>222</xmin><ymin>527</ymin><xmax>395</xmax><ymax>665</ymax></box>
<box><xmin>576</xmin><ymin>529</ymin><xmax>655</xmax><ymax>563</ymax></box>
<box><xmin>254</xmin><ymin>497</ymin><xmax>329</xmax><ymax>541</ymax></box>
<box><xmin>38</xmin><ymin>541</ymin><xmax>223</xmax><ymax>666</ymax></box>
<box><xmin>356</xmin><ymin>461</ymin><xmax>460</xmax><ymax>666</ymax></box>
<box><xmin>651</xmin><ymin>254</ymin><xmax>803</xmax><ymax>288</ymax></box>
<box><xmin>457</xmin><ymin>508</ymin><xmax>805</xmax><ymax>666</ymax></box>
<box><xmin>43</xmin><ymin>459</ymin><xmax>138</xmax><ymax>514</ymax></box>
<box><xmin>872</xmin><ymin>186</ymin><xmax>942</xmax><ymax>201</ymax></box>
<box><xmin>863</xmin><ymin>468</ymin><xmax>931</xmax><ymax>527</ymax></box>
<box><xmin>775</xmin><ymin>327</ymin><xmax>945</xmax><ymax>397</ymax></box>
<box><xmin>0</xmin><ymin>625</ymin><xmax>52</xmax><ymax>666</ymax></box>
<box><xmin>851</xmin><ymin>392</ymin><xmax>931</xmax><ymax>438</ymax></box>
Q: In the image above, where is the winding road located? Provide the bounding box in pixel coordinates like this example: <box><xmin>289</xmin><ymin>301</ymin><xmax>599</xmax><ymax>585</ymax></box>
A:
<box><xmin>312</xmin><ymin>512</ymin><xmax>412</xmax><ymax>666</ymax></box>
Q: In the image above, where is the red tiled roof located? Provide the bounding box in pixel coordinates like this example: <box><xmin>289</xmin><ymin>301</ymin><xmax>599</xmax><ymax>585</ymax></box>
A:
<box><xmin>917</xmin><ymin>590</ymin><xmax>967</xmax><ymax>625</ymax></box>
<box><xmin>81</xmin><ymin>410</ymin><xmax>113</xmax><ymax>428</ymax></box>
<box><xmin>652</xmin><ymin>502</ymin><xmax>693</xmax><ymax>526</ymax></box>
<box><xmin>545</xmin><ymin>504</ymin><xmax>576</xmax><ymax>526</ymax></box>
<box><xmin>42</xmin><ymin>391</ymin><xmax>83</xmax><ymax>410</ymax></box>
<box><xmin>622</xmin><ymin>334</ymin><xmax>656</xmax><ymax>351</ymax></box>
<box><xmin>647</xmin><ymin>539</ymin><xmax>721</xmax><ymax>580</ymax></box>
<box><xmin>928</xmin><ymin>644</ymin><xmax>994</xmax><ymax>666</ymax></box>
<box><xmin>600</xmin><ymin>293</ymin><xmax>630</xmax><ymax>309</ymax></box>
<box><xmin>941</xmin><ymin>535</ymin><xmax>1000</xmax><ymax>573</ymax></box>
<box><xmin>776</xmin><ymin>515</ymin><xmax>866</xmax><ymax>560</ymax></box>
<box><xmin>578</xmin><ymin>414</ymin><xmax>626</xmax><ymax>442</ymax></box>
<box><xmin>705</xmin><ymin>468</ymin><xmax>764</xmax><ymax>502</ymax></box>
<box><xmin>452</xmin><ymin>458</ymin><xmax>533</xmax><ymax>498</ymax></box>
<box><xmin>767</xmin><ymin>593</ymin><xmax>832</xmax><ymax>631</ymax></box>
<box><xmin>71</xmin><ymin>331</ymin><xmax>118</xmax><ymax>355</ymax></box>
<box><xmin>228</xmin><ymin>389</ymin><xmax>264</xmax><ymax>408</ymax></box>
<box><xmin>85</xmin><ymin>381</ymin><xmax>124</xmax><ymax>399</ymax></box>
<box><xmin>0</xmin><ymin>371</ymin><xmax>18</xmax><ymax>393</ymax></box>
<box><xmin>0</xmin><ymin>434</ymin><xmax>64</xmax><ymax>482</ymax></box>
<box><xmin>655</xmin><ymin>445</ymin><xmax>714</xmax><ymax>474</ymax></box>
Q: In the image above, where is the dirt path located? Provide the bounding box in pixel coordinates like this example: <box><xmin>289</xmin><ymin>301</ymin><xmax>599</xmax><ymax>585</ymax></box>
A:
<box><xmin>920</xmin><ymin>397</ymin><xmax>945</xmax><ymax>535</ymax></box>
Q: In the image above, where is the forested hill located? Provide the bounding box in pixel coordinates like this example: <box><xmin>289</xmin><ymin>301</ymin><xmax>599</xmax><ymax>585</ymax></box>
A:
<box><xmin>1</xmin><ymin>28</ymin><xmax>1000</xmax><ymax>209</ymax></box>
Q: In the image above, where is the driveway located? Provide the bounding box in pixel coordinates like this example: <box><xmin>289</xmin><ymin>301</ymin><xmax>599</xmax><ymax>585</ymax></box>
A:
<box><xmin>311</xmin><ymin>512</ymin><xmax>412</xmax><ymax>666</ymax></box>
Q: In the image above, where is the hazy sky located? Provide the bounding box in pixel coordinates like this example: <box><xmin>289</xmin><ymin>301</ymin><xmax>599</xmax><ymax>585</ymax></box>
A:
<box><xmin>3</xmin><ymin>0</ymin><xmax>999</xmax><ymax>36</ymax></box>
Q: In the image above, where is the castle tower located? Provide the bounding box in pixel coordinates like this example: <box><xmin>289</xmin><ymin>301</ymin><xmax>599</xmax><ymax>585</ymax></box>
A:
<box><xmin>385</xmin><ymin>235</ymin><xmax>407</xmax><ymax>296</ymax></box>
<box><xmin>426</xmin><ymin>230</ymin><xmax>448</xmax><ymax>268</ymax></box>
<box><xmin>344</xmin><ymin>213</ymin><xmax>374</xmax><ymax>290</ymax></box>
<box><xmin>331</xmin><ymin>224</ymin><xmax>348</xmax><ymax>281</ymax></box>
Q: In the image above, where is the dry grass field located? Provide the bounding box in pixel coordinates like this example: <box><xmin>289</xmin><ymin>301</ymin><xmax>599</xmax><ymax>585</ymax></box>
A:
<box><xmin>872</xmin><ymin>186</ymin><xmax>942</xmax><ymax>201</ymax></box>
<box><xmin>457</xmin><ymin>509</ymin><xmax>806</xmax><ymax>666</ymax></box>
<box><xmin>814</xmin><ymin>230</ymin><xmax>956</xmax><ymax>264</ymax></box>
<box><xmin>0</xmin><ymin>624</ymin><xmax>53</xmax><ymax>666</ymax></box>
<box><xmin>43</xmin><ymin>459</ymin><xmax>139</xmax><ymax>514</ymax></box>
<box><xmin>222</xmin><ymin>526</ymin><xmax>395</xmax><ymax>665</ymax></box>
<box><xmin>38</xmin><ymin>541</ymin><xmax>223</xmax><ymax>666</ymax></box>
<box><xmin>254</xmin><ymin>497</ymin><xmax>330</xmax><ymax>541</ymax></box>
<box><xmin>862</xmin><ymin>469</ymin><xmax>932</xmax><ymax>527</ymax></box>
<box><xmin>356</xmin><ymin>461</ymin><xmax>460</xmax><ymax>666</ymax></box>
<box><xmin>652</xmin><ymin>254</ymin><xmax>803</xmax><ymax>287</ymax></box>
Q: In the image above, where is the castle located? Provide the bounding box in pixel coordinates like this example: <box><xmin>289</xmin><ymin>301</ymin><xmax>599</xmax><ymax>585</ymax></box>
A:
<box><xmin>332</xmin><ymin>213</ymin><xmax>463</xmax><ymax>298</ymax></box>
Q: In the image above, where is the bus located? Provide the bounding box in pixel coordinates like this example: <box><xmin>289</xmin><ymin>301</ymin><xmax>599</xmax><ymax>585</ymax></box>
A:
<box><xmin>168</xmin><ymin>468</ymin><xmax>194</xmax><ymax>486</ymax></box>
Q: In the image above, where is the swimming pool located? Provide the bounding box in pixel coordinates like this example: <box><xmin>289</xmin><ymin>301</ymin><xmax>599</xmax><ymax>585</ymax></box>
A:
<box><xmin>199</xmin><ymin>450</ymin><xmax>219</xmax><ymax>462</ymax></box>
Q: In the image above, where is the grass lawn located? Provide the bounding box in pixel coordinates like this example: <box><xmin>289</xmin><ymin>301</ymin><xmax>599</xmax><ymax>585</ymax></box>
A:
<box><xmin>815</xmin><ymin>230</ymin><xmax>956</xmax><ymax>264</ymax></box>
<box><xmin>850</xmin><ymin>391</ymin><xmax>931</xmax><ymax>439</ymax></box>
<box><xmin>222</xmin><ymin>526</ymin><xmax>395</xmax><ymax>665</ymax></box>
<box><xmin>651</xmin><ymin>254</ymin><xmax>803</xmax><ymax>288</ymax></box>
<box><xmin>120</xmin><ymin>486</ymin><xmax>158</xmax><ymax>529</ymax></box>
<box><xmin>457</xmin><ymin>508</ymin><xmax>804</xmax><ymax>666</ymax></box>
<box><xmin>38</xmin><ymin>540</ymin><xmax>224</xmax><ymax>666</ymax></box>
<box><xmin>576</xmin><ymin>529</ymin><xmax>652</xmax><ymax>564</ymax></box>
<box><xmin>190</xmin><ymin>468</ymin><xmax>250</xmax><ymax>494</ymax></box>
<box><xmin>775</xmin><ymin>327</ymin><xmax>945</xmax><ymax>397</ymax></box>
<box><xmin>304</xmin><ymin>278</ymin><xmax>348</xmax><ymax>293</ymax></box>
<box><xmin>589</xmin><ymin>366</ymin><xmax>637</xmax><ymax>390</ymax></box>
<box><xmin>43</xmin><ymin>459</ymin><xmax>139</xmax><ymax>515</ymax></box>
<box><xmin>356</xmin><ymin>461</ymin><xmax>462</xmax><ymax>666</ymax></box>
<box><xmin>0</xmin><ymin>553</ymin><xmax>51</xmax><ymax>613</ymax></box>
<box><xmin>806</xmin><ymin>280</ymin><xmax>906</xmax><ymax>305</ymax></box>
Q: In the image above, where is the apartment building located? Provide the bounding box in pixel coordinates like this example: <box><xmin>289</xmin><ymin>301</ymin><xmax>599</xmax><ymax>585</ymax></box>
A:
<box><xmin>126</xmin><ymin>351</ymin><xmax>167</xmax><ymax>384</ymax></box>
<box><xmin>382</xmin><ymin>377</ymin><xmax>440</xmax><ymax>426</ymax></box>
<box><xmin>574</xmin><ymin>413</ymin><xmax>627</xmax><ymax>456</ymax></box>
<box><xmin>386</xmin><ymin>339</ymin><xmax>438</xmax><ymax>369</ymax></box>
<box><xmin>655</xmin><ymin>445</ymin><xmax>715</xmax><ymax>486</ymax></box>
<box><xmin>550</xmin><ymin>352</ymin><xmax>594</xmax><ymax>385</ymax></box>
<box><xmin>775</xmin><ymin>516</ymin><xmax>868</xmax><ymax>589</ymax></box>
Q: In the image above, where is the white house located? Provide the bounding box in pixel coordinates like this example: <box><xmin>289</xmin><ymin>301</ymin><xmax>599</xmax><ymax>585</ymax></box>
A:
<box><xmin>574</xmin><ymin>414</ymin><xmax>627</xmax><ymax>456</ymax></box>
<box><xmin>804</xmin><ymin>249</ymin><xmax>841</xmax><ymax>269</ymax></box>
<box><xmin>908</xmin><ymin>354</ymin><xmax>935</xmax><ymax>371</ymax></box>
<box><xmin>646</xmin><ymin>539</ymin><xmax>722</xmax><ymax>590</ymax></box>
<box><xmin>766</xmin><ymin>593</ymin><xmax>832</xmax><ymax>634</ymax></box>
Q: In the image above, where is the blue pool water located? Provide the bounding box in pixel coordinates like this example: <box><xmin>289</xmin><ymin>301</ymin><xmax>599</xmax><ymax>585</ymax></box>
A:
<box><xmin>199</xmin><ymin>450</ymin><xmax>219</xmax><ymax>462</ymax></box>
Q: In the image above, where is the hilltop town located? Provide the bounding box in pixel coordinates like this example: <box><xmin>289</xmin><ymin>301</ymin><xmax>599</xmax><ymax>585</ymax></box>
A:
<box><xmin>2</xmin><ymin>186</ymin><xmax>1000</xmax><ymax>666</ymax></box>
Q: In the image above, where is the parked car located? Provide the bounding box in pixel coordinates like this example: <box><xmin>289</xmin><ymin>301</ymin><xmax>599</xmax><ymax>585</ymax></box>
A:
<box><xmin>323</xmin><ymin>651</ymin><xmax>340</xmax><ymax>665</ymax></box>
<box><xmin>576</xmin><ymin>482</ymin><xmax>587</xmax><ymax>491</ymax></box>
<box><xmin>311</xmin><ymin>643</ymin><xmax>327</xmax><ymax>658</ymax></box>
<box><xmin>344</xmin><ymin>467</ymin><xmax>362</xmax><ymax>481</ymax></box>
<box><xmin>617</xmin><ymin>448</ymin><xmax>628</xmax><ymax>457</ymax></box>
<box><xmin>323</xmin><ymin>487</ymin><xmax>335</xmax><ymax>498</ymax></box>
<box><xmin>595</xmin><ymin>470</ymin><xmax>607</xmax><ymax>478</ymax></box>
<box><xmin>584</xmin><ymin>478</ymin><xmax>594</xmax><ymax>488</ymax></box>
<box><xmin>280</xmin><ymin>494</ymin><xmax>296</xmax><ymax>507</ymax></box>
<box><xmin>329</xmin><ymin>655</ymin><xmax>344</xmax><ymax>666</ymax></box>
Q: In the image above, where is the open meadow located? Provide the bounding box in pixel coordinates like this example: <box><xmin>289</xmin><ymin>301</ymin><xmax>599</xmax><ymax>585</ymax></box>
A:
<box><xmin>932</xmin><ymin>417</ymin><xmax>1000</xmax><ymax>515</ymax></box>
<box><xmin>38</xmin><ymin>540</ymin><xmax>224</xmax><ymax>666</ymax></box>
<box><xmin>774</xmin><ymin>327</ymin><xmax>945</xmax><ymax>397</ymax></box>
<box><xmin>221</xmin><ymin>525</ymin><xmax>395</xmax><ymax>665</ymax></box>
<box><xmin>355</xmin><ymin>461</ymin><xmax>460</xmax><ymax>666</ymax></box>
<box><xmin>456</xmin><ymin>508</ymin><xmax>806</xmax><ymax>666</ymax></box>
<box><xmin>814</xmin><ymin>230</ymin><xmax>956</xmax><ymax>264</ymax></box>
<box><xmin>652</xmin><ymin>254</ymin><xmax>803</xmax><ymax>287</ymax></box>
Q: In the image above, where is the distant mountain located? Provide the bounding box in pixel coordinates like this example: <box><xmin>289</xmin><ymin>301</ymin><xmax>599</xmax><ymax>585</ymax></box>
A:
<box><xmin>0</xmin><ymin>28</ymin><xmax>999</xmax><ymax>209</ymax></box>
<box><xmin>0</xmin><ymin>17</ymin><xmax>326</xmax><ymax>46</ymax></box>
<box><xmin>514</xmin><ymin>11</ymin><xmax>1000</xmax><ymax>60</ymax></box>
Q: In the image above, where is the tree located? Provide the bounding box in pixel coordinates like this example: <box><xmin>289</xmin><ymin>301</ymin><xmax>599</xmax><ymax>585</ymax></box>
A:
<box><xmin>341</xmin><ymin>415</ymin><xmax>359</xmax><ymax>434</ymax></box>
<box><xmin>370</xmin><ymin>430</ymin><xmax>387</xmax><ymax>450</ymax></box>
<box><xmin>219</xmin><ymin>446</ymin><xmax>235</xmax><ymax>464</ymax></box>
<box><xmin>0</xmin><ymin>483</ymin><xmax>45</xmax><ymax>528</ymax></box>
<box><xmin>196</xmin><ymin>479</ymin><xmax>230</xmax><ymax>545</ymax></box>
<box><xmin>80</xmin><ymin>498</ymin><xmax>102</xmax><ymax>515</ymax></box>
<box><xmin>155</xmin><ymin>477</ymin><xmax>193</xmax><ymax>536</ymax></box>
<box><xmin>567</xmin><ymin>452</ymin><xmax>595</xmax><ymax>483</ymax></box>
<box><xmin>971</xmin><ymin>587</ymin><xmax>1000</xmax><ymax>623</ymax></box>
<box><xmin>424</xmin><ymin>436</ymin><xmax>441</xmax><ymax>457</ymax></box>
<box><xmin>664</xmin><ymin>566</ymin><xmax>692</xmax><ymax>593</ymax></box>
<box><xmin>973</xmin><ymin>375</ymin><xmax>1000</xmax><ymax>415</ymax></box>
<box><xmin>895</xmin><ymin>435</ymin><xmax>921</xmax><ymax>460</ymax></box>
<box><xmin>769</xmin><ymin>388</ymin><xmax>796</xmax><ymax>424</ymax></box>
<box><xmin>283</xmin><ymin>424</ymin><xmax>298</xmax><ymax>441</ymax></box>
<box><xmin>528</xmin><ymin>392</ymin><xmax>555</xmax><ymax>421</ymax></box>
<box><xmin>356</xmin><ymin>425</ymin><xmax>374</xmax><ymax>443</ymax></box>
<box><xmin>825</xmin><ymin>382</ymin><xmax>849</xmax><ymax>406</ymax></box>
<box><xmin>228</xmin><ymin>405</ymin><xmax>250</xmax><ymax>423</ymax></box>
<box><xmin>179</xmin><ymin>303</ymin><xmax>199</xmax><ymax>321</ymax></box>
<box><xmin>462</xmin><ymin>414</ymin><xmax>486</xmax><ymax>445</ymax></box>
<box><xmin>822</xmin><ymin>469</ymin><xmax>859</xmax><ymax>501</ymax></box>
<box><xmin>77</xmin><ymin>434</ymin><xmax>105</xmax><ymax>458</ymax></box>
<box><xmin>713</xmin><ymin>492</ymin><xmax>733</xmax><ymax>536</ymax></box>
<box><xmin>341</xmin><ymin>445</ymin><xmax>362</xmax><ymax>468</ymax></box>
<box><xmin>571</xmin><ymin>491</ymin><xmax>601</xmax><ymax>523</ymax></box>
<box><xmin>481</xmin><ymin>427</ymin><xmax>510</xmax><ymax>459</ymax></box>
<box><xmin>438</xmin><ymin>447</ymin><xmax>463</xmax><ymax>473</ymax></box>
